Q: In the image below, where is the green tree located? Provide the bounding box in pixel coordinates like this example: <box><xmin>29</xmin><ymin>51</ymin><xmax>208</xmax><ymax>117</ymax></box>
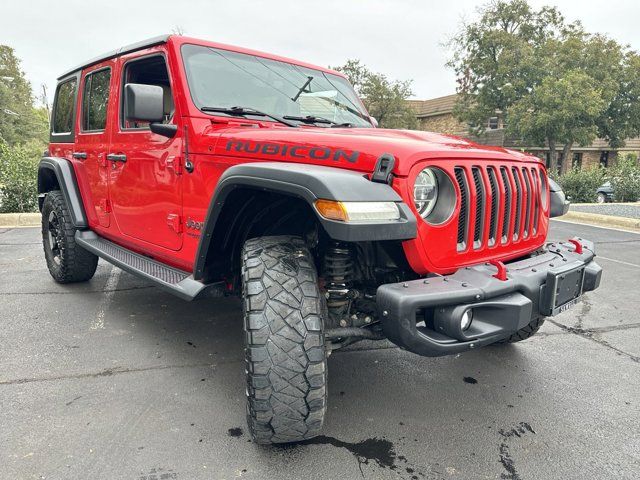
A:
<box><xmin>0</xmin><ymin>45</ymin><xmax>49</xmax><ymax>146</ymax></box>
<box><xmin>334</xmin><ymin>60</ymin><xmax>417</xmax><ymax>129</ymax></box>
<box><xmin>508</xmin><ymin>70</ymin><xmax>606</xmax><ymax>167</ymax></box>
<box><xmin>448</xmin><ymin>0</ymin><xmax>640</xmax><ymax>173</ymax></box>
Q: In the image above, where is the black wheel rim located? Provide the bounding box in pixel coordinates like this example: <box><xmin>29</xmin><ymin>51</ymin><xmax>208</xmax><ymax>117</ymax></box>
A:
<box><xmin>47</xmin><ymin>211</ymin><xmax>62</xmax><ymax>265</ymax></box>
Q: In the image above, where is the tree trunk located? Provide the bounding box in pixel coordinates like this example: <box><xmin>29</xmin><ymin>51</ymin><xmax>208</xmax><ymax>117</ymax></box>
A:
<box><xmin>548</xmin><ymin>138</ymin><xmax>557</xmax><ymax>174</ymax></box>
<box><xmin>561</xmin><ymin>141</ymin><xmax>573</xmax><ymax>174</ymax></box>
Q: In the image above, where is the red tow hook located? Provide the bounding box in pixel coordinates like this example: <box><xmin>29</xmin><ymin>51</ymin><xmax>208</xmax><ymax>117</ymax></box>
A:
<box><xmin>568</xmin><ymin>238</ymin><xmax>583</xmax><ymax>254</ymax></box>
<box><xmin>490</xmin><ymin>260</ymin><xmax>508</xmax><ymax>281</ymax></box>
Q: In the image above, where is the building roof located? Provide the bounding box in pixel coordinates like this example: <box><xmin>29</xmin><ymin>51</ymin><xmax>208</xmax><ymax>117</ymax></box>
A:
<box><xmin>408</xmin><ymin>93</ymin><xmax>640</xmax><ymax>151</ymax></box>
<box><xmin>408</xmin><ymin>94</ymin><xmax>458</xmax><ymax>118</ymax></box>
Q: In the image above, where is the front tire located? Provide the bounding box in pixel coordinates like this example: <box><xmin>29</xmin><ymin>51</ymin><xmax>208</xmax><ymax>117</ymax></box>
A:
<box><xmin>241</xmin><ymin>235</ymin><xmax>328</xmax><ymax>444</ymax></box>
<box><xmin>596</xmin><ymin>192</ymin><xmax>606</xmax><ymax>204</ymax></box>
<box><xmin>41</xmin><ymin>190</ymin><xmax>98</xmax><ymax>283</ymax></box>
<box><xmin>498</xmin><ymin>317</ymin><xmax>545</xmax><ymax>344</ymax></box>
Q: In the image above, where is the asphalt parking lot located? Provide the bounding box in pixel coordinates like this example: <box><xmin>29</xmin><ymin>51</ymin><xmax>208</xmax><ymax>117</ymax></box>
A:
<box><xmin>1</xmin><ymin>220</ymin><xmax>638</xmax><ymax>480</ymax></box>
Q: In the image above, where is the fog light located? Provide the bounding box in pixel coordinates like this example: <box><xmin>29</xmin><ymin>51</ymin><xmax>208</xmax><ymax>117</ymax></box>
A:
<box><xmin>461</xmin><ymin>309</ymin><xmax>473</xmax><ymax>331</ymax></box>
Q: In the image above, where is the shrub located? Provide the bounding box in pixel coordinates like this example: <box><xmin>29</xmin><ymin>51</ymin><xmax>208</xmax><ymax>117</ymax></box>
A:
<box><xmin>0</xmin><ymin>141</ymin><xmax>42</xmax><ymax>213</ymax></box>
<box><xmin>555</xmin><ymin>166</ymin><xmax>606</xmax><ymax>203</ymax></box>
<box><xmin>610</xmin><ymin>153</ymin><xmax>640</xmax><ymax>202</ymax></box>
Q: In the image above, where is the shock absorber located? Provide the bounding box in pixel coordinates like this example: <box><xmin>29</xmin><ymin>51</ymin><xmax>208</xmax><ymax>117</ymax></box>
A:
<box><xmin>323</xmin><ymin>242</ymin><xmax>353</xmax><ymax>324</ymax></box>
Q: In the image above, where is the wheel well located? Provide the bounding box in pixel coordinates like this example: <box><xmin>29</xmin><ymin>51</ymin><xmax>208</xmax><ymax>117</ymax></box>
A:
<box><xmin>37</xmin><ymin>167</ymin><xmax>60</xmax><ymax>211</ymax></box>
<box><xmin>202</xmin><ymin>188</ymin><xmax>319</xmax><ymax>284</ymax></box>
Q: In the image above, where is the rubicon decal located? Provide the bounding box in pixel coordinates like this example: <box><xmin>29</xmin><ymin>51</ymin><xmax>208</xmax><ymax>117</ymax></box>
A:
<box><xmin>225</xmin><ymin>140</ymin><xmax>360</xmax><ymax>163</ymax></box>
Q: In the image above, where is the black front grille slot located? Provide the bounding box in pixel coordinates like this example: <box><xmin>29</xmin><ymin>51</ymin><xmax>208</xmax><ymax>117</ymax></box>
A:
<box><xmin>487</xmin><ymin>167</ymin><xmax>499</xmax><ymax>246</ymax></box>
<box><xmin>455</xmin><ymin>167</ymin><xmax>469</xmax><ymax>251</ymax></box>
<box><xmin>511</xmin><ymin>167</ymin><xmax>522</xmax><ymax>240</ymax></box>
<box><xmin>531</xmin><ymin>168</ymin><xmax>540</xmax><ymax>235</ymax></box>
<box><xmin>500</xmin><ymin>167</ymin><xmax>511</xmax><ymax>243</ymax></box>
<box><xmin>471</xmin><ymin>167</ymin><xmax>484</xmax><ymax>248</ymax></box>
<box><xmin>522</xmin><ymin>168</ymin><xmax>532</xmax><ymax>238</ymax></box>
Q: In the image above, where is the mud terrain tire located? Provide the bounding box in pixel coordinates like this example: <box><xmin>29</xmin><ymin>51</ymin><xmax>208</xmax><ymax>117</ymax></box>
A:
<box><xmin>242</xmin><ymin>235</ymin><xmax>327</xmax><ymax>444</ymax></box>
<box><xmin>498</xmin><ymin>317</ymin><xmax>546</xmax><ymax>344</ymax></box>
<box><xmin>41</xmin><ymin>190</ymin><xmax>98</xmax><ymax>283</ymax></box>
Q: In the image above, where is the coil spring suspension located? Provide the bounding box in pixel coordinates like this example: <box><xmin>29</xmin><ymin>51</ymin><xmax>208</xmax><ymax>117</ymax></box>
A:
<box><xmin>324</xmin><ymin>242</ymin><xmax>353</xmax><ymax>323</ymax></box>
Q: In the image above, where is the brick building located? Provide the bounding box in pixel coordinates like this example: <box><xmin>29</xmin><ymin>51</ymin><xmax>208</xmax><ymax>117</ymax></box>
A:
<box><xmin>408</xmin><ymin>94</ymin><xmax>640</xmax><ymax>172</ymax></box>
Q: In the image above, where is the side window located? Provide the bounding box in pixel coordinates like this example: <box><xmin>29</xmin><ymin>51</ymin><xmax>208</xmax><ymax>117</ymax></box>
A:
<box><xmin>82</xmin><ymin>68</ymin><xmax>111</xmax><ymax>131</ymax></box>
<box><xmin>52</xmin><ymin>78</ymin><xmax>77</xmax><ymax>135</ymax></box>
<box><xmin>121</xmin><ymin>55</ymin><xmax>174</xmax><ymax>129</ymax></box>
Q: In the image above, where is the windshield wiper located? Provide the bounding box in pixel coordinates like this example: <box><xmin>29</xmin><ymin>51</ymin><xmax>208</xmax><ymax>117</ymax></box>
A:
<box><xmin>200</xmin><ymin>106</ymin><xmax>298</xmax><ymax>127</ymax></box>
<box><xmin>292</xmin><ymin>76</ymin><xmax>313</xmax><ymax>102</ymax></box>
<box><xmin>283</xmin><ymin>115</ymin><xmax>352</xmax><ymax>128</ymax></box>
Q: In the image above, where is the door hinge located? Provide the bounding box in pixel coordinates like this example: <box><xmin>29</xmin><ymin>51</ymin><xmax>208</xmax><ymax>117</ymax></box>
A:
<box><xmin>99</xmin><ymin>198</ymin><xmax>111</xmax><ymax>213</ymax></box>
<box><xmin>166</xmin><ymin>155</ymin><xmax>182</xmax><ymax>175</ymax></box>
<box><xmin>167</xmin><ymin>213</ymin><xmax>182</xmax><ymax>233</ymax></box>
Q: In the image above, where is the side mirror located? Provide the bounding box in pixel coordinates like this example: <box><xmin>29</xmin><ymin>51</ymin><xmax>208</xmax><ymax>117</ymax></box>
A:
<box><xmin>124</xmin><ymin>84</ymin><xmax>164</xmax><ymax>123</ymax></box>
<box><xmin>124</xmin><ymin>83</ymin><xmax>177</xmax><ymax>138</ymax></box>
<box><xmin>370</xmin><ymin>116</ymin><xmax>379</xmax><ymax>128</ymax></box>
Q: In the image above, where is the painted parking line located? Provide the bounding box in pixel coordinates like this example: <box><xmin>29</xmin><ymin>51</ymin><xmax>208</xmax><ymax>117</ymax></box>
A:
<box><xmin>596</xmin><ymin>256</ymin><xmax>640</xmax><ymax>269</ymax></box>
<box><xmin>551</xmin><ymin>218</ymin><xmax>640</xmax><ymax>235</ymax></box>
<box><xmin>91</xmin><ymin>266</ymin><xmax>122</xmax><ymax>330</ymax></box>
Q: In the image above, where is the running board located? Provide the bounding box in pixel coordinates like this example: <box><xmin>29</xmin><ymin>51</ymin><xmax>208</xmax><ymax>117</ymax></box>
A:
<box><xmin>75</xmin><ymin>230</ymin><xmax>224</xmax><ymax>301</ymax></box>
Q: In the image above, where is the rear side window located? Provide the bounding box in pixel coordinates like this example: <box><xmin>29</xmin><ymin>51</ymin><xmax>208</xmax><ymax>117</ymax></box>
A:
<box><xmin>52</xmin><ymin>78</ymin><xmax>77</xmax><ymax>135</ymax></box>
<box><xmin>82</xmin><ymin>68</ymin><xmax>111</xmax><ymax>131</ymax></box>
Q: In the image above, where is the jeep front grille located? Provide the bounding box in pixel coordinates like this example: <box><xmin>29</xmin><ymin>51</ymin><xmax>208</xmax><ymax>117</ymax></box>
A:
<box><xmin>455</xmin><ymin>163</ymin><xmax>545</xmax><ymax>252</ymax></box>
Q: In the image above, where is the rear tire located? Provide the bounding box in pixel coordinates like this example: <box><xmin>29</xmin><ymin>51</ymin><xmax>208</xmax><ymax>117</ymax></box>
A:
<box><xmin>241</xmin><ymin>235</ymin><xmax>327</xmax><ymax>444</ymax></box>
<box><xmin>41</xmin><ymin>191</ymin><xmax>98</xmax><ymax>283</ymax></box>
<box><xmin>498</xmin><ymin>317</ymin><xmax>545</xmax><ymax>344</ymax></box>
<box><xmin>596</xmin><ymin>192</ymin><xmax>606</xmax><ymax>204</ymax></box>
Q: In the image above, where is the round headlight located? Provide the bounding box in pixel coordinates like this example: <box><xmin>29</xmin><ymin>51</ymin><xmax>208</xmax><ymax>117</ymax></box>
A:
<box><xmin>414</xmin><ymin>168</ymin><xmax>439</xmax><ymax>218</ymax></box>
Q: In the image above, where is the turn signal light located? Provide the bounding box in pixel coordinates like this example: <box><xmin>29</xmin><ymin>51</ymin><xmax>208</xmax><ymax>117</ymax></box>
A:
<box><xmin>314</xmin><ymin>200</ymin><xmax>401</xmax><ymax>223</ymax></box>
<box><xmin>315</xmin><ymin>199</ymin><xmax>349</xmax><ymax>222</ymax></box>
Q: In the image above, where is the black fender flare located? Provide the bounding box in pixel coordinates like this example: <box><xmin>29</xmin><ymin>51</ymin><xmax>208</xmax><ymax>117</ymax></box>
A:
<box><xmin>193</xmin><ymin>162</ymin><xmax>417</xmax><ymax>280</ymax></box>
<box><xmin>548</xmin><ymin>177</ymin><xmax>570</xmax><ymax>218</ymax></box>
<box><xmin>38</xmin><ymin>157</ymin><xmax>88</xmax><ymax>228</ymax></box>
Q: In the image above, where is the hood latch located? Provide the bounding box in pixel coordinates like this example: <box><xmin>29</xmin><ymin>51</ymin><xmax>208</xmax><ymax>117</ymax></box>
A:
<box><xmin>371</xmin><ymin>153</ymin><xmax>395</xmax><ymax>185</ymax></box>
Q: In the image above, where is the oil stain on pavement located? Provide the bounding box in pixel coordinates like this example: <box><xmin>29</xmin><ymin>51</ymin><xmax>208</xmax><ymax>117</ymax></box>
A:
<box><xmin>498</xmin><ymin>422</ymin><xmax>536</xmax><ymax>480</ymax></box>
<box><xmin>279</xmin><ymin>433</ymin><xmax>434</xmax><ymax>479</ymax></box>
<box><xmin>226</xmin><ymin>426</ymin><xmax>434</xmax><ymax>478</ymax></box>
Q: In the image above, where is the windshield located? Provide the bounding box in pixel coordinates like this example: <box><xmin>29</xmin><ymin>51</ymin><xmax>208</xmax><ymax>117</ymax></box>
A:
<box><xmin>181</xmin><ymin>44</ymin><xmax>373</xmax><ymax>127</ymax></box>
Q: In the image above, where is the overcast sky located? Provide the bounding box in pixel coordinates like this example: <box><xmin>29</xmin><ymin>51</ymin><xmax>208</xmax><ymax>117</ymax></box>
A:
<box><xmin>2</xmin><ymin>0</ymin><xmax>639</xmax><ymax>104</ymax></box>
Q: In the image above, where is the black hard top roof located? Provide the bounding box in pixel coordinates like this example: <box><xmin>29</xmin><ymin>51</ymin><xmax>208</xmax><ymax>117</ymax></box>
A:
<box><xmin>57</xmin><ymin>34</ymin><xmax>170</xmax><ymax>80</ymax></box>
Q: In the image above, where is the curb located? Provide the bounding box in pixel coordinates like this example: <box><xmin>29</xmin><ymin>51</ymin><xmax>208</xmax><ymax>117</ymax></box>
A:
<box><xmin>0</xmin><ymin>213</ymin><xmax>41</xmax><ymax>228</ymax></box>
<box><xmin>560</xmin><ymin>211</ymin><xmax>640</xmax><ymax>231</ymax></box>
<box><xmin>572</xmin><ymin>202</ymin><xmax>640</xmax><ymax>206</ymax></box>
<box><xmin>3</xmin><ymin>211</ymin><xmax>639</xmax><ymax>231</ymax></box>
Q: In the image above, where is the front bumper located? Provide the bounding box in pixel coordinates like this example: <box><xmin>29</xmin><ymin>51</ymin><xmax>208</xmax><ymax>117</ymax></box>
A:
<box><xmin>377</xmin><ymin>238</ymin><xmax>602</xmax><ymax>357</ymax></box>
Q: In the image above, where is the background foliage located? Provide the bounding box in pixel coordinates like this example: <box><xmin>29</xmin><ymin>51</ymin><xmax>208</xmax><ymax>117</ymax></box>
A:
<box><xmin>0</xmin><ymin>141</ymin><xmax>42</xmax><ymax>213</ymax></box>
<box><xmin>333</xmin><ymin>60</ymin><xmax>417</xmax><ymax>129</ymax></box>
<box><xmin>554</xmin><ymin>153</ymin><xmax>640</xmax><ymax>203</ymax></box>
<box><xmin>0</xmin><ymin>44</ymin><xmax>49</xmax><ymax>212</ymax></box>
<box><xmin>448</xmin><ymin>0</ymin><xmax>640</xmax><ymax>173</ymax></box>
<box><xmin>553</xmin><ymin>166</ymin><xmax>606</xmax><ymax>203</ymax></box>
<box><xmin>610</xmin><ymin>153</ymin><xmax>640</xmax><ymax>202</ymax></box>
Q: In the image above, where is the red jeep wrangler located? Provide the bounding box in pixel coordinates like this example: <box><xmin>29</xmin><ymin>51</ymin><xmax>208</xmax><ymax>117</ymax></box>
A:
<box><xmin>39</xmin><ymin>35</ymin><xmax>602</xmax><ymax>444</ymax></box>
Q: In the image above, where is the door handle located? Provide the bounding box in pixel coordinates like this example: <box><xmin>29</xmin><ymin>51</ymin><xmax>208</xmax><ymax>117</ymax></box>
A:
<box><xmin>72</xmin><ymin>152</ymin><xmax>87</xmax><ymax>159</ymax></box>
<box><xmin>106</xmin><ymin>153</ymin><xmax>127</xmax><ymax>163</ymax></box>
